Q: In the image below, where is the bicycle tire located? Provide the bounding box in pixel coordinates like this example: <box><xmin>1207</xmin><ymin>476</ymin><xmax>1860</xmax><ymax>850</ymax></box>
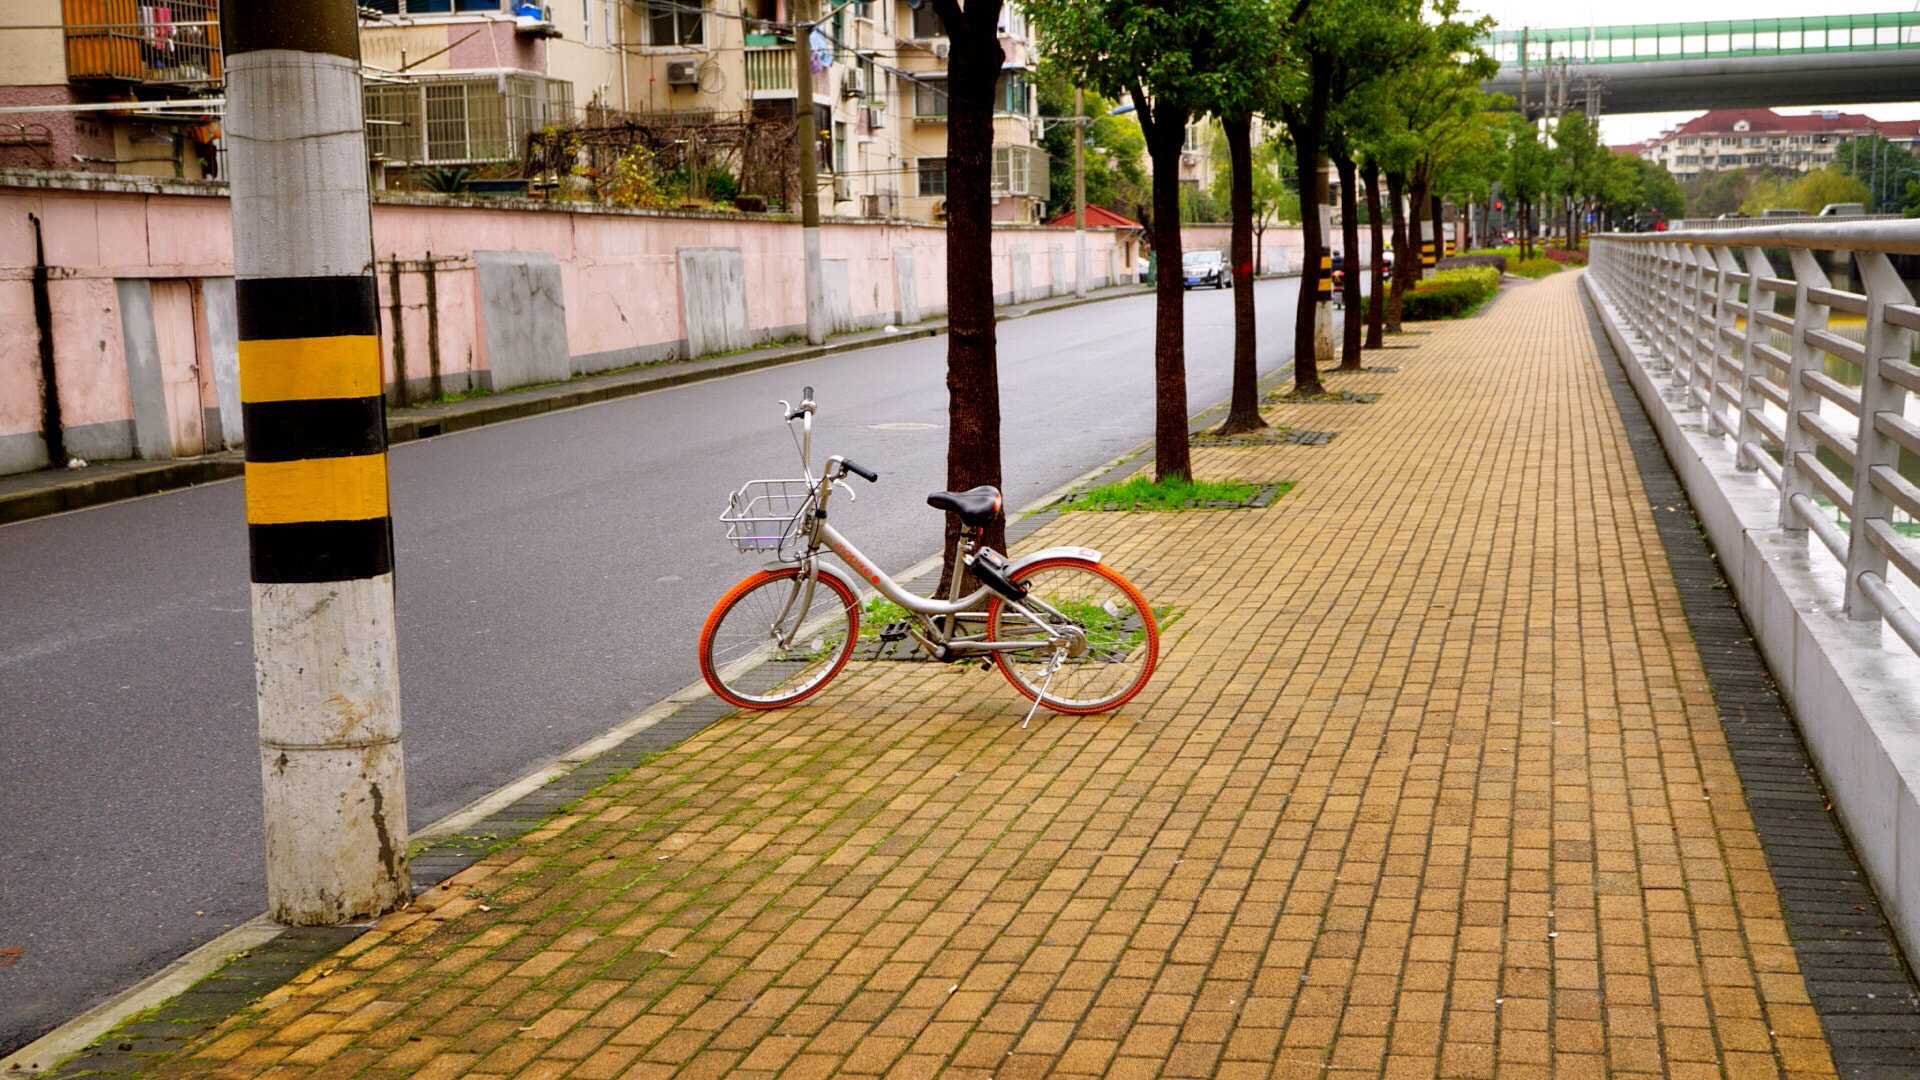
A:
<box><xmin>986</xmin><ymin>559</ymin><xmax>1158</xmax><ymax>715</ymax></box>
<box><xmin>698</xmin><ymin>568</ymin><xmax>860</xmax><ymax>710</ymax></box>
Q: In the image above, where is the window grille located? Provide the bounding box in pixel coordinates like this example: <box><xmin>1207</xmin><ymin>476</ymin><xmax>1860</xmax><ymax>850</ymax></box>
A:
<box><xmin>360</xmin><ymin>0</ymin><xmax>504</xmax><ymax>13</ymax></box>
<box><xmin>365</xmin><ymin>72</ymin><xmax>573</xmax><ymax>165</ymax></box>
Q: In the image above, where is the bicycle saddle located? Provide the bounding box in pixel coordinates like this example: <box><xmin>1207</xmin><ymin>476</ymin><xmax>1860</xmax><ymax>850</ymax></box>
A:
<box><xmin>927</xmin><ymin>485</ymin><xmax>1003</xmax><ymax>527</ymax></box>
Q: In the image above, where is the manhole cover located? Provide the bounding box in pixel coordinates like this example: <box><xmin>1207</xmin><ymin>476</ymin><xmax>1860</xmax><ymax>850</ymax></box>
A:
<box><xmin>866</xmin><ymin>421</ymin><xmax>938</xmax><ymax>430</ymax></box>
<box><xmin>1285</xmin><ymin>429</ymin><xmax>1338</xmax><ymax>445</ymax></box>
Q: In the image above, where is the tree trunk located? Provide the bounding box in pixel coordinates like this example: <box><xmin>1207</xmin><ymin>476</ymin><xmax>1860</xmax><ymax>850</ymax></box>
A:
<box><xmin>1138</xmin><ymin>90</ymin><xmax>1192</xmax><ymax>481</ymax></box>
<box><xmin>1284</xmin><ymin>53</ymin><xmax>1331</xmax><ymax>396</ymax></box>
<box><xmin>1334</xmin><ymin>151</ymin><xmax>1362</xmax><ymax>370</ymax></box>
<box><xmin>1386</xmin><ymin>169</ymin><xmax>1408</xmax><ymax>332</ymax></box>
<box><xmin>1362</xmin><ymin>158</ymin><xmax>1385</xmax><ymax>350</ymax></box>
<box><xmin>930</xmin><ymin>0</ymin><xmax>1005</xmax><ymax>593</ymax></box>
<box><xmin>1218</xmin><ymin>112</ymin><xmax>1264</xmax><ymax>435</ymax></box>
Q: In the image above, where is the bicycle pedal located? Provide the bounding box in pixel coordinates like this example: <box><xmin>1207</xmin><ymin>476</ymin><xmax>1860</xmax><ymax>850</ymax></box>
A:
<box><xmin>878</xmin><ymin>620</ymin><xmax>910</xmax><ymax>642</ymax></box>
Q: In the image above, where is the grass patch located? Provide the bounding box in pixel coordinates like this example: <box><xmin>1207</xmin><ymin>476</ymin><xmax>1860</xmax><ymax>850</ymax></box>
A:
<box><xmin>1061</xmin><ymin>476</ymin><xmax>1286</xmax><ymax>512</ymax></box>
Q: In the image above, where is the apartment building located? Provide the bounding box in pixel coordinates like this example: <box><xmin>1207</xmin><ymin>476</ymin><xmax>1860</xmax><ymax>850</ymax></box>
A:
<box><xmin>1638</xmin><ymin>107</ymin><xmax>1920</xmax><ymax>177</ymax></box>
<box><xmin>0</xmin><ymin>0</ymin><xmax>1049</xmax><ymax>222</ymax></box>
<box><xmin>0</xmin><ymin>0</ymin><xmax>224</xmax><ymax>179</ymax></box>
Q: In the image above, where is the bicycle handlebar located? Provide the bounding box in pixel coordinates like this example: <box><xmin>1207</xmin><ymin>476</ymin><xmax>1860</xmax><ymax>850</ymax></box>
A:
<box><xmin>840</xmin><ymin>458</ymin><xmax>878</xmax><ymax>483</ymax></box>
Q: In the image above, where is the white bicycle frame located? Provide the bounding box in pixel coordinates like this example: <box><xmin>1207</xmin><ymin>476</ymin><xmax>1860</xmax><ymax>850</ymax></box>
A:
<box><xmin>775</xmin><ymin>391</ymin><xmax>1103</xmax><ymax>660</ymax></box>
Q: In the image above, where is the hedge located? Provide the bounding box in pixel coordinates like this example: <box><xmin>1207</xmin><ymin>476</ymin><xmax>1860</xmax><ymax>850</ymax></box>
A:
<box><xmin>1510</xmin><ymin>257</ymin><xmax>1562</xmax><ymax>278</ymax></box>
<box><xmin>1365</xmin><ymin>266</ymin><xmax>1500</xmax><ymax>321</ymax></box>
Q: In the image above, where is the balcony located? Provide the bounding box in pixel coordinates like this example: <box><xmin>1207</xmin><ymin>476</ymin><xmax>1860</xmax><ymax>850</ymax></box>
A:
<box><xmin>63</xmin><ymin>0</ymin><xmax>222</xmax><ymax>86</ymax></box>
<box><xmin>745</xmin><ymin>44</ymin><xmax>794</xmax><ymax>98</ymax></box>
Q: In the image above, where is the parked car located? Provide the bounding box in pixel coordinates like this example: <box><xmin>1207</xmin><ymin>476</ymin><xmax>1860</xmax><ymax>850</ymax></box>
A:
<box><xmin>1182</xmin><ymin>250</ymin><xmax>1230</xmax><ymax>290</ymax></box>
<box><xmin>1818</xmin><ymin>203</ymin><xmax>1866</xmax><ymax>216</ymax></box>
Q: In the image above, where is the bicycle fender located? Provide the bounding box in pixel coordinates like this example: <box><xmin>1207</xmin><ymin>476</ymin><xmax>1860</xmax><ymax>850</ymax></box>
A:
<box><xmin>1007</xmin><ymin>546</ymin><xmax>1102</xmax><ymax>574</ymax></box>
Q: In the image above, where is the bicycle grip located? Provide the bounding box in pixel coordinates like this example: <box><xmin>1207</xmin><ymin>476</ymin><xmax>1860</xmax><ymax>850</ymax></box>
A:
<box><xmin>841</xmin><ymin>459</ymin><xmax>878</xmax><ymax>482</ymax></box>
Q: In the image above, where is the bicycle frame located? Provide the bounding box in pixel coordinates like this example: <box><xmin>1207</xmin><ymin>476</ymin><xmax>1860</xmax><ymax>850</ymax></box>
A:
<box><xmin>773</xmin><ymin>390</ymin><xmax>1103</xmax><ymax>661</ymax></box>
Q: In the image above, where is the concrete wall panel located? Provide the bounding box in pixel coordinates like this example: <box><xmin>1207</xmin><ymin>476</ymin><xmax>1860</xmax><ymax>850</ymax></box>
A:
<box><xmin>474</xmin><ymin>250</ymin><xmax>571</xmax><ymax>393</ymax></box>
<box><xmin>676</xmin><ymin>246</ymin><xmax>753</xmax><ymax>358</ymax></box>
<box><xmin>114</xmin><ymin>278</ymin><xmax>170</xmax><ymax>460</ymax></box>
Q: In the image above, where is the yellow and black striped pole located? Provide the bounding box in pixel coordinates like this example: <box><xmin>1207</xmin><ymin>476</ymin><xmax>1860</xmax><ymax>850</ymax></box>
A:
<box><xmin>1317</xmin><ymin>250</ymin><xmax>1333</xmax><ymax>303</ymax></box>
<box><xmin>224</xmin><ymin>0</ymin><xmax>409</xmax><ymax>924</ymax></box>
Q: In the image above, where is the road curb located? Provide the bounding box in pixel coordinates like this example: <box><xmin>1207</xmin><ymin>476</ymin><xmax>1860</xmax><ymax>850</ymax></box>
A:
<box><xmin>0</xmin><ymin>284</ymin><xmax>1180</xmax><ymax>528</ymax></box>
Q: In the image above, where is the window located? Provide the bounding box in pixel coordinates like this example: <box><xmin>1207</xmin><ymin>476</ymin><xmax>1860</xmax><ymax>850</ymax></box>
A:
<box><xmin>833</xmin><ymin>121</ymin><xmax>848</xmax><ymax>173</ymax></box>
<box><xmin>647</xmin><ymin>0</ymin><xmax>703</xmax><ymax>46</ymax></box>
<box><xmin>364</xmin><ymin>73</ymin><xmax>572</xmax><ymax>164</ymax></box>
<box><xmin>918</xmin><ymin>157</ymin><xmax>947</xmax><ymax>196</ymax></box>
<box><xmin>995</xmin><ymin>71</ymin><xmax>1030</xmax><ymax>115</ymax></box>
<box><xmin>1678</xmin><ymin>137</ymin><xmax>1697</xmax><ymax>145</ymax></box>
<box><xmin>911</xmin><ymin>3</ymin><xmax>942</xmax><ymax>38</ymax></box>
<box><xmin>991</xmin><ymin>145</ymin><xmax>1049</xmax><ymax>198</ymax></box>
<box><xmin>914</xmin><ymin>76</ymin><xmax>948</xmax><ymax>117</ymax></box>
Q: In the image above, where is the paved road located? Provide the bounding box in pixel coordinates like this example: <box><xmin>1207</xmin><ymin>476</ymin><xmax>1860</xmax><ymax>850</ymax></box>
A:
<box><xmin>0</xmin><ymin>280</ymin><xmax>1301</xmax><ymax>1053</ymax></box>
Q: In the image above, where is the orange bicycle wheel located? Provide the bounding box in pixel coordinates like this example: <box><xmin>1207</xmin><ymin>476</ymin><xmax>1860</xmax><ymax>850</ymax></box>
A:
<box><xmin>698</xmin><ymin>568</ymin><xmax>859</xmax><ymax>709</ymax></box>
<box><xmin>986</xmin><ymin>559</ymin><xmax>1158</xmax><ymax>714</ymax></box>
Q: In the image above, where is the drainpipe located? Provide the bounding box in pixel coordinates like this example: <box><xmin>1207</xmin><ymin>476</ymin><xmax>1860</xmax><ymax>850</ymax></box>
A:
<box><xmin>29</xmin><ymin>213</ymin><xmax>66</xmax><ymax>468</ymax></box>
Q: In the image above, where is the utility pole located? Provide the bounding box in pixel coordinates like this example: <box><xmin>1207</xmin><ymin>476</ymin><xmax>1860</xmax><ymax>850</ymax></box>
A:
<box><xmin>222</xmin><ymin>0</ymin><xmax>408</xmax><ymax>923</ymax></box>
<box><xmin>794</xmin><ymin>5</ymin><xmax>826</xmax><ymax>345</ymax></box>
<box><xmin>1073</xmin><ymin>86</ymin><xmax>1087</xmax><ymax>298</ymax></box>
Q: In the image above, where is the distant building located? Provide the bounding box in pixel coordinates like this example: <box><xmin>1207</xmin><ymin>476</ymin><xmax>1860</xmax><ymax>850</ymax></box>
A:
<box><xmin>0</xmin><ymin>0</ymin><xmax>1050</xmax><ymax>222</ymax></box>
<box><xmin>1637</xmin><ymin>108</ymin><xmax>1920</xmax><ymax>177</ymax></box>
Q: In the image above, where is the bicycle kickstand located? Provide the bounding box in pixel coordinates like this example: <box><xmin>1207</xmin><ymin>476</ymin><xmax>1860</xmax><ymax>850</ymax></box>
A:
<box><xmin>1019</xmin><ymin>647</ymin><xmax>1067</xmax><ymax>730</ymax></box>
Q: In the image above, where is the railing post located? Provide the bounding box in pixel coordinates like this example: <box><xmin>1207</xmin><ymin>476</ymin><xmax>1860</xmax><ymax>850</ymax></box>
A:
<box><xmin>1845</xmin><ymin>251</ymin><xmax>1915</xmax><ymax>620</ymax></box>
<box><xmin>1778</xmin><ymin>248</ymin><xmax>1831</xmax><ymax>533</ymax></box>
<box><xmin>1732</xmin><ymin>246</ymin><xmax>1773</xmax><ymax>471</ymax></box>
<box><xmin>1704</xmin><ymin>244</ymin><xmax>1741</xmax><ymax>437</ymax></box>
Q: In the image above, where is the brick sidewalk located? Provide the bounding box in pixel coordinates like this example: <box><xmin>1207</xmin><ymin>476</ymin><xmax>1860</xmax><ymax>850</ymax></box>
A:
<box><xmin>152</xmin><ymin>271</ymin><xmax>1837</xmax><ymax>1079</ymax></box>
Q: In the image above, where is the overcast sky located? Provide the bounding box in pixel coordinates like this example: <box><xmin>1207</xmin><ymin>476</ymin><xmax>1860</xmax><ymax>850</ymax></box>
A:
<box><xmin>1468</xmin><ymin>0</ymin><xmax>1920</xmax><ymax>142</ymax></box>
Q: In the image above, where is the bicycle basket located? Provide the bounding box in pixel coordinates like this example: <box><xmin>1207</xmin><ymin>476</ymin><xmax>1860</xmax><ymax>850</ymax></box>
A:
<box><xmin>720</xmin><ymin>479</ymin><xmax>815</xmax><ymax>556</ymax></box>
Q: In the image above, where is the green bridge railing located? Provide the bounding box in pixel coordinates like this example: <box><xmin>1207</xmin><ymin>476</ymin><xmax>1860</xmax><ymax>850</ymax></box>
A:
<box><xmin>1485</xmin><ymin>12</ymin><xmax>1920</xmax><ymax>66</ymax></box>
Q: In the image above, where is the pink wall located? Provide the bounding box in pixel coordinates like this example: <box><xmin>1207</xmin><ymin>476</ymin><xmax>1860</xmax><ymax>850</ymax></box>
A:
<box><xmin>0</xmin><ymin>173</ymin><xmax>1131</xmax><ymax>472</ymax></box>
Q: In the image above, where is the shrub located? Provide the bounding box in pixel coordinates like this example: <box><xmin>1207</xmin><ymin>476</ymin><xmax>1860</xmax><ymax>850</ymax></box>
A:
<box><xmin>1543</xmin><ymin>247</ymin><xmax>1587</xmax><ymax>266</ymax></box>
<box><xmin>1399</xmin><ymin>265</ymin><xmax>1499</xmax><ymax>319</ymax></box>
<box><xmin>1510</xmin><ymin>257</ymin><xmax>1562</xmax><ymax>278</ymax></box>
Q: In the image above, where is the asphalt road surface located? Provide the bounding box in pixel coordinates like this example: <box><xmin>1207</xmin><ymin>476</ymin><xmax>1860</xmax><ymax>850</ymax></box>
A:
<box><xmin>0</xmin><ymin>279</ymin><xmax>1302</xmax><ymax>1053</ymax></box>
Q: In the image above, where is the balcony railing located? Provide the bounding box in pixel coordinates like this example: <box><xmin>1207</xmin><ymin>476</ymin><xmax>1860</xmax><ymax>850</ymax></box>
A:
<box><xmin>1590</xmin><ymin>224</ymin><xmax>1920</xmax><ymax>657</ymax></box>
<box><xmin>745</xmin><ymin>45</ymin><xmax>794</xmax><ymax>96</ymax></box>
<box><xmin>63</xmin><ymin>0</ymin><xmax>222</xmax><ymax>85</ymax></box>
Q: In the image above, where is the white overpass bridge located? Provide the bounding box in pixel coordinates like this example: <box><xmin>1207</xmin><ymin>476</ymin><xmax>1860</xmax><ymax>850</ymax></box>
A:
<box><xmin>1483</xmin><ymin>12</ymin><xmax>1920</xmax><ymax>115</ymax></box>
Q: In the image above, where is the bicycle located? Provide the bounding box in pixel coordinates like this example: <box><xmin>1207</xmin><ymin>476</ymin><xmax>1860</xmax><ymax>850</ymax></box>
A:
<box><xmin>698</xmin><ymin>387</ymin><xmax>1159</xmax><ymax>723</ymax></box>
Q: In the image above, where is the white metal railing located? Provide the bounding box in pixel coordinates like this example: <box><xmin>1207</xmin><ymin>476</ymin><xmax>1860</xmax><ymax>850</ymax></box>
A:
<box><xmin>1591</xmin><ymin>223</ymin><xmax>1920</xmax><ymax>657</ymax></box>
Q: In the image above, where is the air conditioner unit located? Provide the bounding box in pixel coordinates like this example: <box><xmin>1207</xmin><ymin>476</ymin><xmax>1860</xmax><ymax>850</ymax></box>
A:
<box><xmin>833</xmin><ymin>177</ymin><xmax>853</xmax><ymax>202</ymax></box>
<box><xmin>665</xmin><ymin>60</ymin><xmax>699</xmax><ymax>86</ymax></box>
<box><xmin>932</xmin><ymin>41</ymin><xmax>950</xmax><ymax>59</ymax></box>
<box><xmin>865</xmin><ymin>105</ymin><xmax>885</xmax><ymax>130</ymax></box>
<box><xmin>841</xmin><ymin>69</ymin><xmax>864</xmax><ymax>99</ymax></box>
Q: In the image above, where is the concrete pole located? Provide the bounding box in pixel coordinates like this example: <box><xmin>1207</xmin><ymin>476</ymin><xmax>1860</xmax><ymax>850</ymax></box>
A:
<box><xmin>1073</xmin><ymin>87</ymin><xmax>1087</xmax><ymax>298</ymax></box>
<box><xmin>1314</xmin><ymin>155</ymin><xmax>1334</xmax><ymax>363</ymax></box>
<box><xmin>794</xmin><ymin>7</ymin><xmax>826</xmax><ymax>345</ymax></box>
<box><xmin>221</xmin><ymin>0</ymin><xmax>408</xmax><ymax>924</ymax></box>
